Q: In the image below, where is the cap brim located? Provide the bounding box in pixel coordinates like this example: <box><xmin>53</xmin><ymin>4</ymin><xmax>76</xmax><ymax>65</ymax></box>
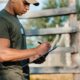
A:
<box><xmin>26</xmin><ymin>0</ymin><xmax>39</xmax><ymax>6</ymax></box>
<box><xmin>33</xmin><ymin>3</ymin><xmax>39</xmax><ymax>6</ymax></box>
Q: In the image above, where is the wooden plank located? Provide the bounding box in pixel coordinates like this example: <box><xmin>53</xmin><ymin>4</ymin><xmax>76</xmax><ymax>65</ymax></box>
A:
<box><xmin>69</xmin><ymin>0</ymin><xmax>79</xmax><ymax>67</ymax></box>
<box><xmin>19</xmin><ymin>6</ymin><xmax>76</xmax><ymax>19</ymax></box>
<box><xmin>30</xmin><ymin>67</ymin><xmax>80</xmax><ymax>74</ymax></box>
<box><xmin>25</xmin><ymin>27</ymin><xmax>77</xmax><ymax>36</ymax></box>
<box><xmin>63</xmin><ymin>21</ymin><xmax>71</xmax><ymax>67</ymax></box>
<box><xmin>30</xmin><ymin>74</ymin><xmax>73</xmax><ymax>80</ymax></box>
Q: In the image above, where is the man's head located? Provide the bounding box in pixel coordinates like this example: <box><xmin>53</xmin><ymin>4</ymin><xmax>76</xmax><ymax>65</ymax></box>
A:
<box><xmin>5</xmin><ymin>0</ymin><xmax>39</xmax><ymax>15</ymax></box>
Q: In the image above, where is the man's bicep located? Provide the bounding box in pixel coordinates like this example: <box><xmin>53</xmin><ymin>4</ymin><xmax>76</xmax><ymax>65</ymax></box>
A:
<box><xmin>0</xmin><ymin>19</ymin><xmax>10</xmax><ymax>48</ymax></box>
<box><xmin>0</xmin><ymin>22</ymin><xmax>10</xmax><ymax>39</ymax></box>
<box><xmin>0</xmin><ymin>38</ymin><xmax>10</xmax><ymax>48</ymax></box>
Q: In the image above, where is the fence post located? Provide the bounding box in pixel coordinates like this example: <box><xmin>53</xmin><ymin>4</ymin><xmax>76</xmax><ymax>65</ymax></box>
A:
<box><xmin>64</xmin><ymin>21</ymin><xmax>71</xmax><ymax>67</ymax></box>
<box><xmin>69</xmin><ymin>0</ymin><xmax>78</xmax><ymax>67</ymax></box>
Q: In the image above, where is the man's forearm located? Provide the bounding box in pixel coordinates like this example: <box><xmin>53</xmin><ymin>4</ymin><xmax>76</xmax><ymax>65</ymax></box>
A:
<box><xmin>0</xmin><ymin>42</ymin><xmax>51</xmax><ymax>62</ymax></box>
<box><xmin>0</xmin><ymin>48</ymin><xmax>37</xmax><ymax>62</ymax></box>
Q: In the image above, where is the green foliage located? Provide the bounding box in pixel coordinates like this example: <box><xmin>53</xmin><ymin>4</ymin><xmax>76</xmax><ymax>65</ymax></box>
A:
<box><xmin>76</xmin><ymin>0</ymin><xmax>80</xmax><ymax>20</ymax></box>
<box><xmin>43</xmin><ymin>0</ymin><xmax>57</xmax><ymax>9</ymax></box>
<box><xmin>59</xmin><ymin>0</ymin><xmax>68</xmax><ymax>7</ymax></box>
<box><xmin>25</xmin><ymin>0</ymin><xmax>68</xmax><ymax>42</ymax></box>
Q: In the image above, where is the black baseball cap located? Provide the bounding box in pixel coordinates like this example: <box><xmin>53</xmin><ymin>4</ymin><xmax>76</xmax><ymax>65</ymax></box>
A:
<box><xmin>26</xmin><ymin>0</ymin><xmax>39</xmax><ymax>6</ymax></box>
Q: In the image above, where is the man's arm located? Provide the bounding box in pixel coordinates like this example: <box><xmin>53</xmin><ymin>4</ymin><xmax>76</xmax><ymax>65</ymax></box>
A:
<box><xmin>29</xmin><ymin>43</ymin><xmax>57</xmax><ymax>64</ymax></box>
<box><xmin>0</xmin><ymin>38</ymin><xmax>51</xmax><ymax>62</ymax></box>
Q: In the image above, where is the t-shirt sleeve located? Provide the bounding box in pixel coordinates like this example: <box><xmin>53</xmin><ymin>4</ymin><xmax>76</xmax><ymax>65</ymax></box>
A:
<box><xmin>0</xmin><ymin>19</ymin><xmax>10</xmax><ymax>39</ymax></box>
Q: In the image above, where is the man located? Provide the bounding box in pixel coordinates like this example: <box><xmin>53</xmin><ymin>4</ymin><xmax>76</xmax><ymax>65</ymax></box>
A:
<box><xmin>0</xmin><ymin>0</ymin><xmax>51</xmax><ymax>80</ymax></box>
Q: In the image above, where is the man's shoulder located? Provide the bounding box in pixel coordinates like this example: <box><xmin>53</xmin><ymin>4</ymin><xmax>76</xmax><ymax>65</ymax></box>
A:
<box><xmin>0</xmin><ymin>9</ymin><xmax>5</xmax><ymax>16</ymax></box>
<box><xmin>0</xmin><ymin>10</ymin><xmax>7</xmax><ymax>20</ymax></box>
<box><xmin>0</xmin><ymin>10</ymin><xmax>11</xmax><ymax>24</ymax></box>
<box><xmin>0</xmin><ymin>14</ymin><xmax>7</xmax><ymax>24</ymax></box>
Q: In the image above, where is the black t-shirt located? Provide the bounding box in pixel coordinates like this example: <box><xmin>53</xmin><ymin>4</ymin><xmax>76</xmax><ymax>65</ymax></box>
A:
<box><xmin>0</xmin><ymin>9</ymin><xmax>29</xmax><ymax>67</ymax></box>
<box><xmin>0</xmin><ymin>9</ymin><xmax>26</xmax><ymax>49</ymax></box>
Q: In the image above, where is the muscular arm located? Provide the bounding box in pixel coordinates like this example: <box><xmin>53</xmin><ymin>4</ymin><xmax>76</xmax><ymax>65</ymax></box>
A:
<box><xmin>0</xmin><ymin>38</ymin><xmax>37</xmax><ymax>62</ymax></box>
<box><xmin>0</xmin><ymin>38</ymin><xmax>50</xmax><ymax>62</ymax></box>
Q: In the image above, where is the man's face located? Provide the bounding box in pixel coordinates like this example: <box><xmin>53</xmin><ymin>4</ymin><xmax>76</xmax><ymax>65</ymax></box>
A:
<box><xmin>12</xmin><ymin>0</ymin><xmax>30</xmax><ymax>15</ymax></box>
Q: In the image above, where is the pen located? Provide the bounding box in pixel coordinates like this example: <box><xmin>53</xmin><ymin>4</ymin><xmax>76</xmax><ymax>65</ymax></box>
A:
<box><xmin>38</xmin><ymin>41</ymin><xmax>57</xmax><ymax>53</ymax></box>
<box><xmin>38</xmin><ymin>41</ymin><xmax>42</xmax><ymax>44</ymax></box>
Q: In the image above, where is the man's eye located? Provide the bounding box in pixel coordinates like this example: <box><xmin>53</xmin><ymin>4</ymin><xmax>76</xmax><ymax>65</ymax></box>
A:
<box><xmin>23</xmin><ymin>1</ymin><xmax>30</xmax><ymax>5</ymax></box>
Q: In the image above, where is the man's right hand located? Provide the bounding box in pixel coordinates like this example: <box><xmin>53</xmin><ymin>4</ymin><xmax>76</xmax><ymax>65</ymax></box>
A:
<box><xmin>36</xmin><ymin>42</ymin><xmax>51</xmax><ymax>56</ymax></box>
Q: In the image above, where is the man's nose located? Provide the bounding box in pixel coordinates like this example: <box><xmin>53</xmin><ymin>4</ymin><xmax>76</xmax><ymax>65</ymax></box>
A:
<box><xmin>26</xmin><ymin>5</ymin><xmax>30</xmax><ymax>10</ymax></box>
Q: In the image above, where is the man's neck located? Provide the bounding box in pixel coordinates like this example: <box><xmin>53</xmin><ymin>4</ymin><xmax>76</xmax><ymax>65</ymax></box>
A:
<box><xmin>4</xmin><ymin>1</ymin><xmax>16</xmax><ymax>16</ymax></box>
